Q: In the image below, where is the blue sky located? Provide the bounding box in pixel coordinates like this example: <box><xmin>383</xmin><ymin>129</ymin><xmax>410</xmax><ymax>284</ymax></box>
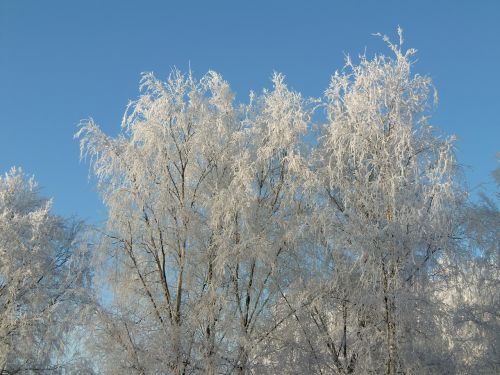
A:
<box><xmin>1</xmin><ymin>0</ymin><xmax>499</xmax><ymax>222</ymax></box>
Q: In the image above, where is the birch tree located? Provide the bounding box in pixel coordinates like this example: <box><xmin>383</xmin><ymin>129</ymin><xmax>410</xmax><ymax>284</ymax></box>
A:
<box><xmin>283</xmin><ymin>29</ymin><xmax>464</xmax><ymax>374</ymax></box>
<box><xmin>445</xmin><ymin>156</ymin><xmax>500</xmax><ymax>374</ymax></box>
<box><xmin>0</xmin><ymin>168</ymin><xmax>92</xmax><ymax>374</ymax></box>
<box><xmin>78</xmin><ymin>70</ymin><xmax>310</xmax><ymax>373</ymax></box>
<box><xmin>215</xmin><ymin>73</ymin><xmax>309</xmax><ymax>373</ymax></box>
<box><xmin>78</xmin><ymin>70</ymin><xmax>239</xmax><ymax>374</ymax></box>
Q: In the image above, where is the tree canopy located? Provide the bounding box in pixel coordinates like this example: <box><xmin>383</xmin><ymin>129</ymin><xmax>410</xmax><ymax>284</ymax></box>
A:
<box><xmin>1</xmin><ymin>30</ymin><xmax>498</xmax><ymax>375</ymax></box>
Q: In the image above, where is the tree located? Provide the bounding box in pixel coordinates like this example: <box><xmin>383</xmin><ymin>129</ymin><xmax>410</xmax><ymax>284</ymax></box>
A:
<box><xmin>213</xmin><ymin>72</ymin><xmax>309</xmax><ymax>373</ymax></box>
<box><xmin>78</xmin><ymin>70</ymin><xmax>240</xmax><ymax>374</ymax></box>
<box><xmin>77</xmin><ymin>68</ymin><xmax>311</xmax><ymax>374</ymax></box>
<box><xmin>0</xmin><ymin>168</ymin><xmax>92</xmax><ymax>374</ymax></box>
<box><xmin>444</xmin><ymin>155</ymin><xmax>500</xmax><ymax>374</ymax></box>
<box><xmin>270</xmin><ymin>29</ymin><xmax>464</xmax><ymax>374</ymax></box>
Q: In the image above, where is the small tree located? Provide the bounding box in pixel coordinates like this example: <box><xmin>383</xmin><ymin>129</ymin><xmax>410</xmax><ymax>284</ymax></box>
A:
<box><xmin>447</xmin><ymin>156</ymin><xmax>500</xmax><ymax>374</ymax></box>
<box><xmin>0</xmin><ymin>168</ymin><xmax>91</xmax><ymax>374</ymax></box>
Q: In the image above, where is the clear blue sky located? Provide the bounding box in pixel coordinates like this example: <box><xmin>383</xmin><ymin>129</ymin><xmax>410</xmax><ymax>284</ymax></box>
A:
<box><xmin>1</xmin><ymin>0</ymin><xmax>499</xmax><ymax>222</ymax></box>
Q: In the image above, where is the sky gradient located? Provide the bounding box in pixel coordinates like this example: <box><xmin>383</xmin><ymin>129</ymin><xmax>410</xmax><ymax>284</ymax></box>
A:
<box><xmin>1</xmin><ymin>0</ymin><xmax>499</xmax><ymax>223</ymax></box>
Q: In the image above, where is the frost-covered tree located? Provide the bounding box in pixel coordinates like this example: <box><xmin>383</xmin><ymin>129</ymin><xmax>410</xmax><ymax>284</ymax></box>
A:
<box><xmin>444</xmin><ymin>155</ymin><xmax>500</xmax><ymax>374</ymax></box>
<box><xmin>78</xmin><ymin>70</ymin><xmax>310</xmax><ymax>374</ymax></box>
<box><xmin>78</xmin><ymin>71</ymin><xmax>241</xmax><ymax>374</ymax></box>
<box><xmin>0</xmin><ymin>168</ymin><xmax>92</xmax><ymax>374</ymax></box>
<box><xmin>215</xmin><ymin>73</ymin><xmax>310</xmax><ymax>373</ymax></box>
<box><xmin>273</xmin><ymin>29</ymin><xmax>465</xmax><ymax>374</ymax></box>
<box><xmin>77</xmin><ymin>30</ymin><xmax>497</xmax><ymax>375</ymax></box>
